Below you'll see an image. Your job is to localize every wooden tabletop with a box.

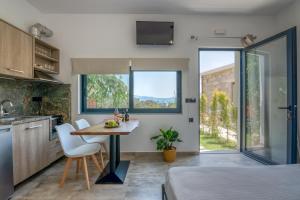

[71,120,140,136]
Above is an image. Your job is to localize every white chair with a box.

[56,123,102,190]
[75,119,109,162]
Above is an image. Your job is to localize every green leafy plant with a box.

[87,74,129,108]
[218,91,231,141]
[200,93,208,128]
[150,127,183,151]
[209,91,219,137]
[231,105,238,131]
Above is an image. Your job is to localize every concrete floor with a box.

[12,153,261,200]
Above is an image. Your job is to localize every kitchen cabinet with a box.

[12,119,49,185]
[47,138,64,164]
[34,38,60,74]
[0,19,33,79]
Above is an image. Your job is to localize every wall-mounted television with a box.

[136,21,174,45]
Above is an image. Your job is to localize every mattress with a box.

[165,165,300,200]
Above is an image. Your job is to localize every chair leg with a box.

[76,159,82,175]
[91,154,102,172]
[98,149,105,169]
[82,156,90,190]
[101,142,109,159]
[59,157,73,188]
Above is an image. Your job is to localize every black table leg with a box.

[110,135,116,172]
[95,135,130,184]
[116,135,120,166]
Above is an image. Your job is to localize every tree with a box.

[200,93,207,132]
[209,91,219,137]
[218,91,231,141]
[87,74,128,108]
[231,105,238,131]
[246,54,261,143]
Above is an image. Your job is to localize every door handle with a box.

[25,125,42,130]
[278,106,291,110]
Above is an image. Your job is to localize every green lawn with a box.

[200,131,237,151]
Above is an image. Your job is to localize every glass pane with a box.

[133,71,177,109]
[86,74,129,108]
[245,36,287,164]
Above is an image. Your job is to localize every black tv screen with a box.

[136,21,174,45]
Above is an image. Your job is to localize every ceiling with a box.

[26,0,295,15]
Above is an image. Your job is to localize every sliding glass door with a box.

[242,28,297,164]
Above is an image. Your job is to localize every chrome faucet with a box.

[0,99,14,117]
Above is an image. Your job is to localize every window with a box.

[81,71,181,113]
[133,71,181,112]
[81,74,129,112]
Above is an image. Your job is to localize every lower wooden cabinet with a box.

[12,119,64,185]
[47,138,64,164]
[12,119,49,185]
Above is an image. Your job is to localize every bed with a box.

[163,165,300,200]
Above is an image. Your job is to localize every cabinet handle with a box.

[25,125,42,130]
[6,68,25,74]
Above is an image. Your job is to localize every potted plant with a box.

[150,127,183,163]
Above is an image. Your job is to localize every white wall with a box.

[42,14,277,152]
[0,0,279,152]
[0,0,44,31]
[276,0,300,73]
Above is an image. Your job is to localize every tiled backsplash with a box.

[0,78,71,122]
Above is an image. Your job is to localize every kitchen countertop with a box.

[0,116,52,126]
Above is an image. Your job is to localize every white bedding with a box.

[165,165,300,200]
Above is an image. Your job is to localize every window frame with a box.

[81,70,182,114]
[81,74,130,113]
[130,70,182,113]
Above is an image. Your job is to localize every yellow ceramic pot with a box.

[163,147,176,163]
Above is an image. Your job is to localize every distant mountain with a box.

[134,95,176,104]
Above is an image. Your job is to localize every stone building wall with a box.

[201,64,235,104]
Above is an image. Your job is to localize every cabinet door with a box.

[47,138,64,164]
[0,20,33,78]
[13,119,49,185]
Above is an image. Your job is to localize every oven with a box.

[49,115,64,141]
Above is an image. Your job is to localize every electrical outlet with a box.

[185,98,196,103]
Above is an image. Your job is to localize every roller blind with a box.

[71,58,130,74]
[131,58,189,70]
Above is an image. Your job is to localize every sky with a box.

[199,51,235,73]
[119,72,176,98]
[199,50,236,93]
[118,51,235,98]
[134,71,176,98]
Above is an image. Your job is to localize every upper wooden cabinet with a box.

[0,20,33,79]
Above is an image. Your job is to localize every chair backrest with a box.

[75,119,94,141]
[55,123,85,155]
[75,119,91,130]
